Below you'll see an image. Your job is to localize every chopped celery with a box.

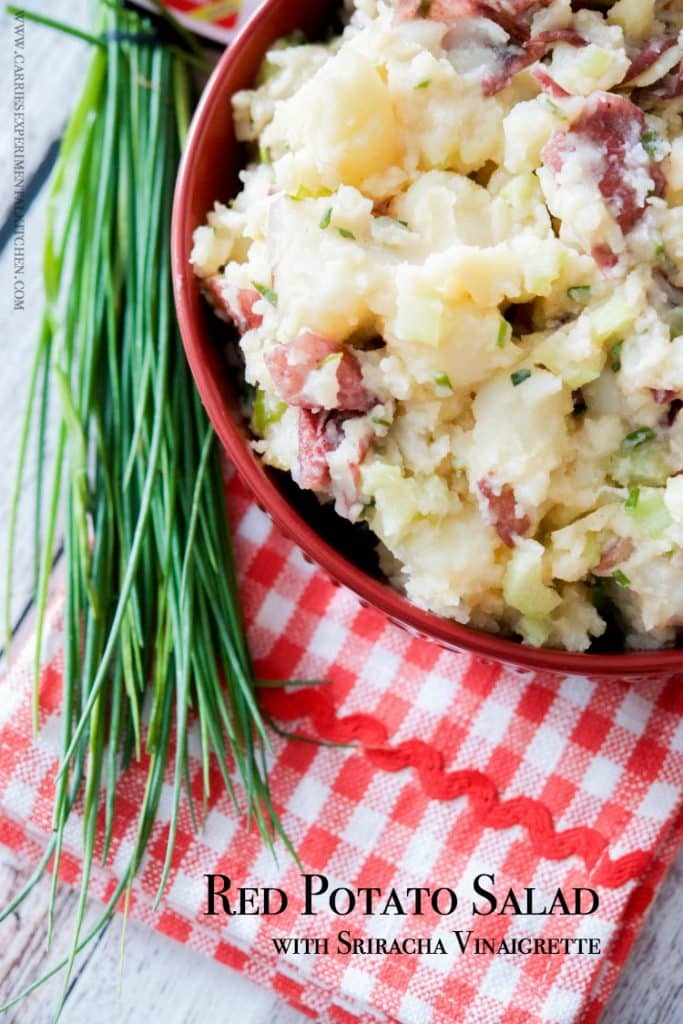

[589,296,637,344]
[395,291,443,347]
[360,463,418,539]
[583,534,602,569]
[610,445,669,487]
[577,45,614,79]
[503,540,562,618]
[251,389,287,436]
[289,184,333,201]
[625,487,673,538]
[518,616,552,647]
[496,320,511,348]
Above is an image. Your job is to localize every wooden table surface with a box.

[0,3,680,1021]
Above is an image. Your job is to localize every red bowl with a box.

[172,0,682,681]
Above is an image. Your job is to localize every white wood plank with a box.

[0,0,89,635]
[0,851,308,1024]
[0,2,90,227]
[0,170,64,636]
[599,851,683,1024]
[63,915,307,1024]
[0,851,116,1022]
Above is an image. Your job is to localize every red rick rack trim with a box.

[261,686,653,890]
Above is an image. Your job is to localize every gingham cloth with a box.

[0,473,681,1024]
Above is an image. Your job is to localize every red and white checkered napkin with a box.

[1,474,682,1024]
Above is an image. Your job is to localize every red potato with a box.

[594,538,634,575]
[296,409,336,489]
[532,66,571,98]
[591,244,619,271]
[652,389,678,405]
[394,0,582,95]
[394,0,553,43]
[295,410,368,490]
[483,30,587,96]
[542,93,665,236]
[624,37,678,84]
[477,478,531,547]
[265,332,371,412]
[203,278,263,331]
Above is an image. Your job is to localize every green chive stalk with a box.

[3,3,299,1015]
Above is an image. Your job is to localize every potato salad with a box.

[192,0,683,651]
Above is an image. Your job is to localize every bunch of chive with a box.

[3,2,297,1013]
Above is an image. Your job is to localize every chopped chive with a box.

[398,219,409,228]
[318,352,343,368]
[496,319,511,348]
[338,227,356,240]
[252,281,278,307]
[511,368,531,387]
[258,143,271,165]
[641,130,663,160]
[612,569,631,588]
[655,243,678,276]
[289,184,333,201]
[319,207,332,229]
[415,79,431,89]
[434,372,452,390]
[621,427,655,451]
[372,416,391,427]
[567,285,591,302]
[625,487,640,510]
[610,340,624,372]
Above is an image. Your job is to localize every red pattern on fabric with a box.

[158,0,238,28]
[0,470,680,1024]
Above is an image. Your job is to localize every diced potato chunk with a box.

[286,48,400,189]
[607,0,655,40]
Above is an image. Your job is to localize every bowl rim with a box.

[171,0,683,679]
